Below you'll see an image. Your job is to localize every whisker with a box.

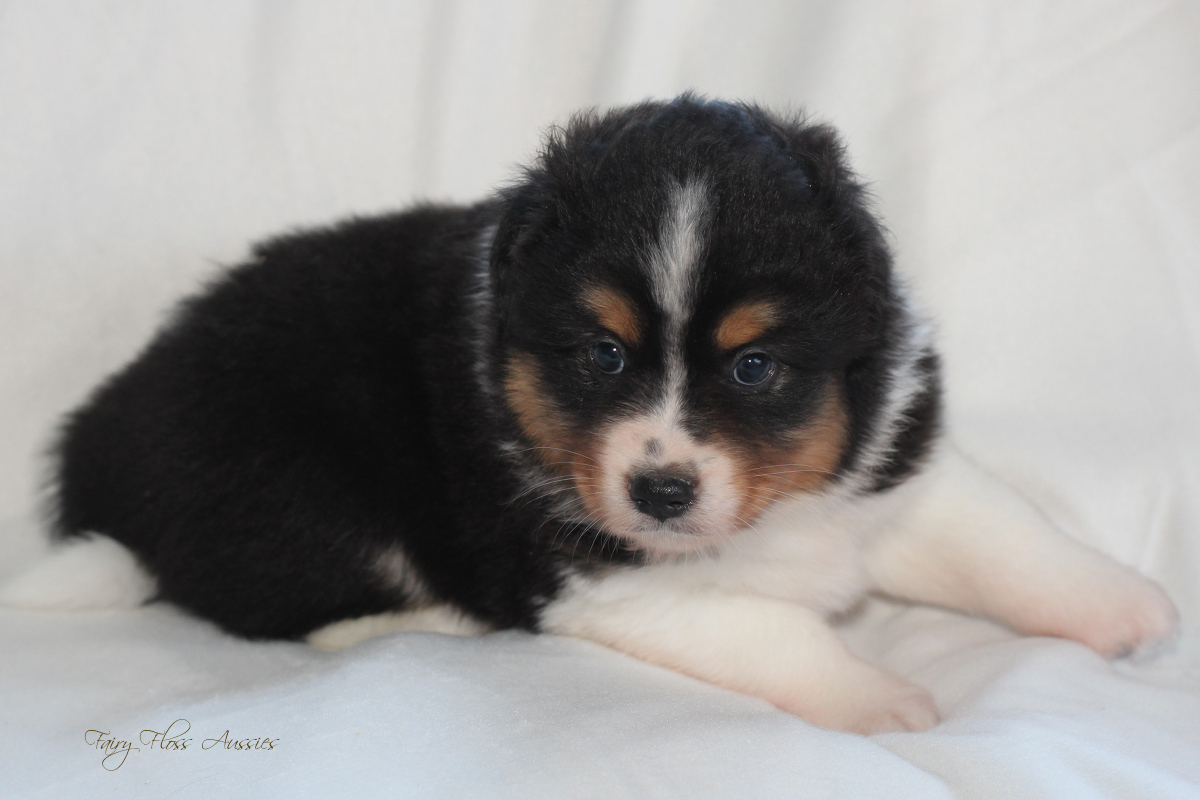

[509,475,580,495]
[508,446,598,464]
[753,486,810,502]
[748,463,837,477]
[505,476,601,513]
[506,482,577,511]
[750,467,836,478]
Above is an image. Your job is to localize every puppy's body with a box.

[21,98,1177,733]
[55,204,570,637]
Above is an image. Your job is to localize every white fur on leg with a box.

[865,444,1179,659]
[306,605,489,651]
[0,534,155,610]
[541,570,939,734]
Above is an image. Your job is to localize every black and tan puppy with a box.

[4,96,1177,733]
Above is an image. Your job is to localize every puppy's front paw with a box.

[850,674,940,735]
[1069,573,1179,660]
[783,666,940,735]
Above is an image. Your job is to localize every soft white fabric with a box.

[2,1,1198,797]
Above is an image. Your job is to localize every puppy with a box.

[6,96,1178,734]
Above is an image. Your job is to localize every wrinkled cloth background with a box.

[2,2,1198,797]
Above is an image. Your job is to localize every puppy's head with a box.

[490,97,909,555]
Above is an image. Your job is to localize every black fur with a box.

[53,96,940,639]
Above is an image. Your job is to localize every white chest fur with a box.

[543,482,909,639]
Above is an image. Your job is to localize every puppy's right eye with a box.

[733,352,774,386]
[591,342,625,375]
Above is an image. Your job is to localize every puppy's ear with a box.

[746,107,847,198]
[491,106,638,296]
[787,123,848,195]
[490,170,562,303]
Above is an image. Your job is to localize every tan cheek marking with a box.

[502,351,604,516]
[585,285,643,346]
[773,383,849,493]
[724,381,849,524]
[503,352,563,459]
[715,301,779,351]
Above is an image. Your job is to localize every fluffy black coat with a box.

[53,97,938,639]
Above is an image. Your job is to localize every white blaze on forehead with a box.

[649,180,710,339]
[647,180,711,428]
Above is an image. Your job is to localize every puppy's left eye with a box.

[733,352,774,386]
[591,342,625,375]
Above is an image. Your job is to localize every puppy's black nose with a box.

[629,473,695,521]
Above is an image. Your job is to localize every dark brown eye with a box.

[591,342,625,374]
[733,352,773,386]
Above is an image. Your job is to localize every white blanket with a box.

[3,2,1198,797]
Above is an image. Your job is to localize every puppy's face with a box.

[494,101,892,555]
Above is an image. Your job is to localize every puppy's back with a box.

[52,204,485,638]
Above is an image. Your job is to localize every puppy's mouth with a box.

[605,467,732,553]
[576,431,756,555]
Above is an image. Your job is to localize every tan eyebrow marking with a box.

[584,285,643,345]
[715,301,779,351]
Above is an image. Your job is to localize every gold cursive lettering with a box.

[84,729,140,771]
[86,719,278,769]
[202,730,279,751]
[140,718,193,751]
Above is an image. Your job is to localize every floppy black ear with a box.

[785,123,850,195]
[489,168,562,304]
[490,102,660,292]
[734,104,848,198]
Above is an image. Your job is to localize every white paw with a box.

[307,606,488,651]
[782,666,940,735]
[844,674,940,735]
[0,535,155,611]
[1065,572,1179,660]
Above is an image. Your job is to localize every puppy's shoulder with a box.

[154,201,496,362]
[249,201,492,275]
